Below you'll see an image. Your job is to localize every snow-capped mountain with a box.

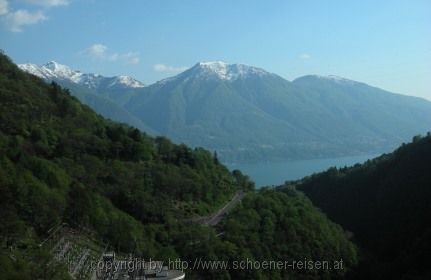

[156,61,272,86]
[193,61,269,80]
[185,61,271,81]
[18,61,145,90]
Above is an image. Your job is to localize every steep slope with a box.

[294,134,431,279]
[125,61,431,162]
[221,188,358,279]
[292,75,431,144]
[55,79,158,135]
[1,53,357,279]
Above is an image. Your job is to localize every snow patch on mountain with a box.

[111,75,145,88]
[193,61,269,81]
[312,75,357,84]
[18,61,145,89]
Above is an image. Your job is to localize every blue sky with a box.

[1,0,430,100]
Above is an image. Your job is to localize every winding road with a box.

[185,190,245,226]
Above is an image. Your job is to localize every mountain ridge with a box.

[18,61,145,90]
[21,59,376,88]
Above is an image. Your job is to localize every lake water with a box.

[227,154,379,187]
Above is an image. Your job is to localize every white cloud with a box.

[4,9,47,32]
[25,0,69,7]
[0,0,69,32]
[0,0,8,15]
[300,53,311,59]
[86,43,107,58]
[153,64,187,73]
[122,53,140,64]
[83,44,140,65]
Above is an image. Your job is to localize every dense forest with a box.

[0,52,358,279]
[292,134,431,279]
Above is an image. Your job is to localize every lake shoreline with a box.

[226,153,381,187]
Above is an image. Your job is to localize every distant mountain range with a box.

[19,61,145,90]
[19,61,431,162]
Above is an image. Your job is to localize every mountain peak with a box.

[197,61,228,70]
[44,60,64,68]
[191,61,269,81]
[198,61,227,66]
[43,61,78,79]
[110,75,145,88]
[317,75,355,83]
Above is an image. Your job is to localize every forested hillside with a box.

[295,134,431,279]
[221,188,357,279]
[0,53,357,279]
[53,79,158,135]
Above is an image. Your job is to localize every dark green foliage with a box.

[221,189,357,279]
[0,246,71,280]
[295,135,431,279]
[232,169,255,191]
